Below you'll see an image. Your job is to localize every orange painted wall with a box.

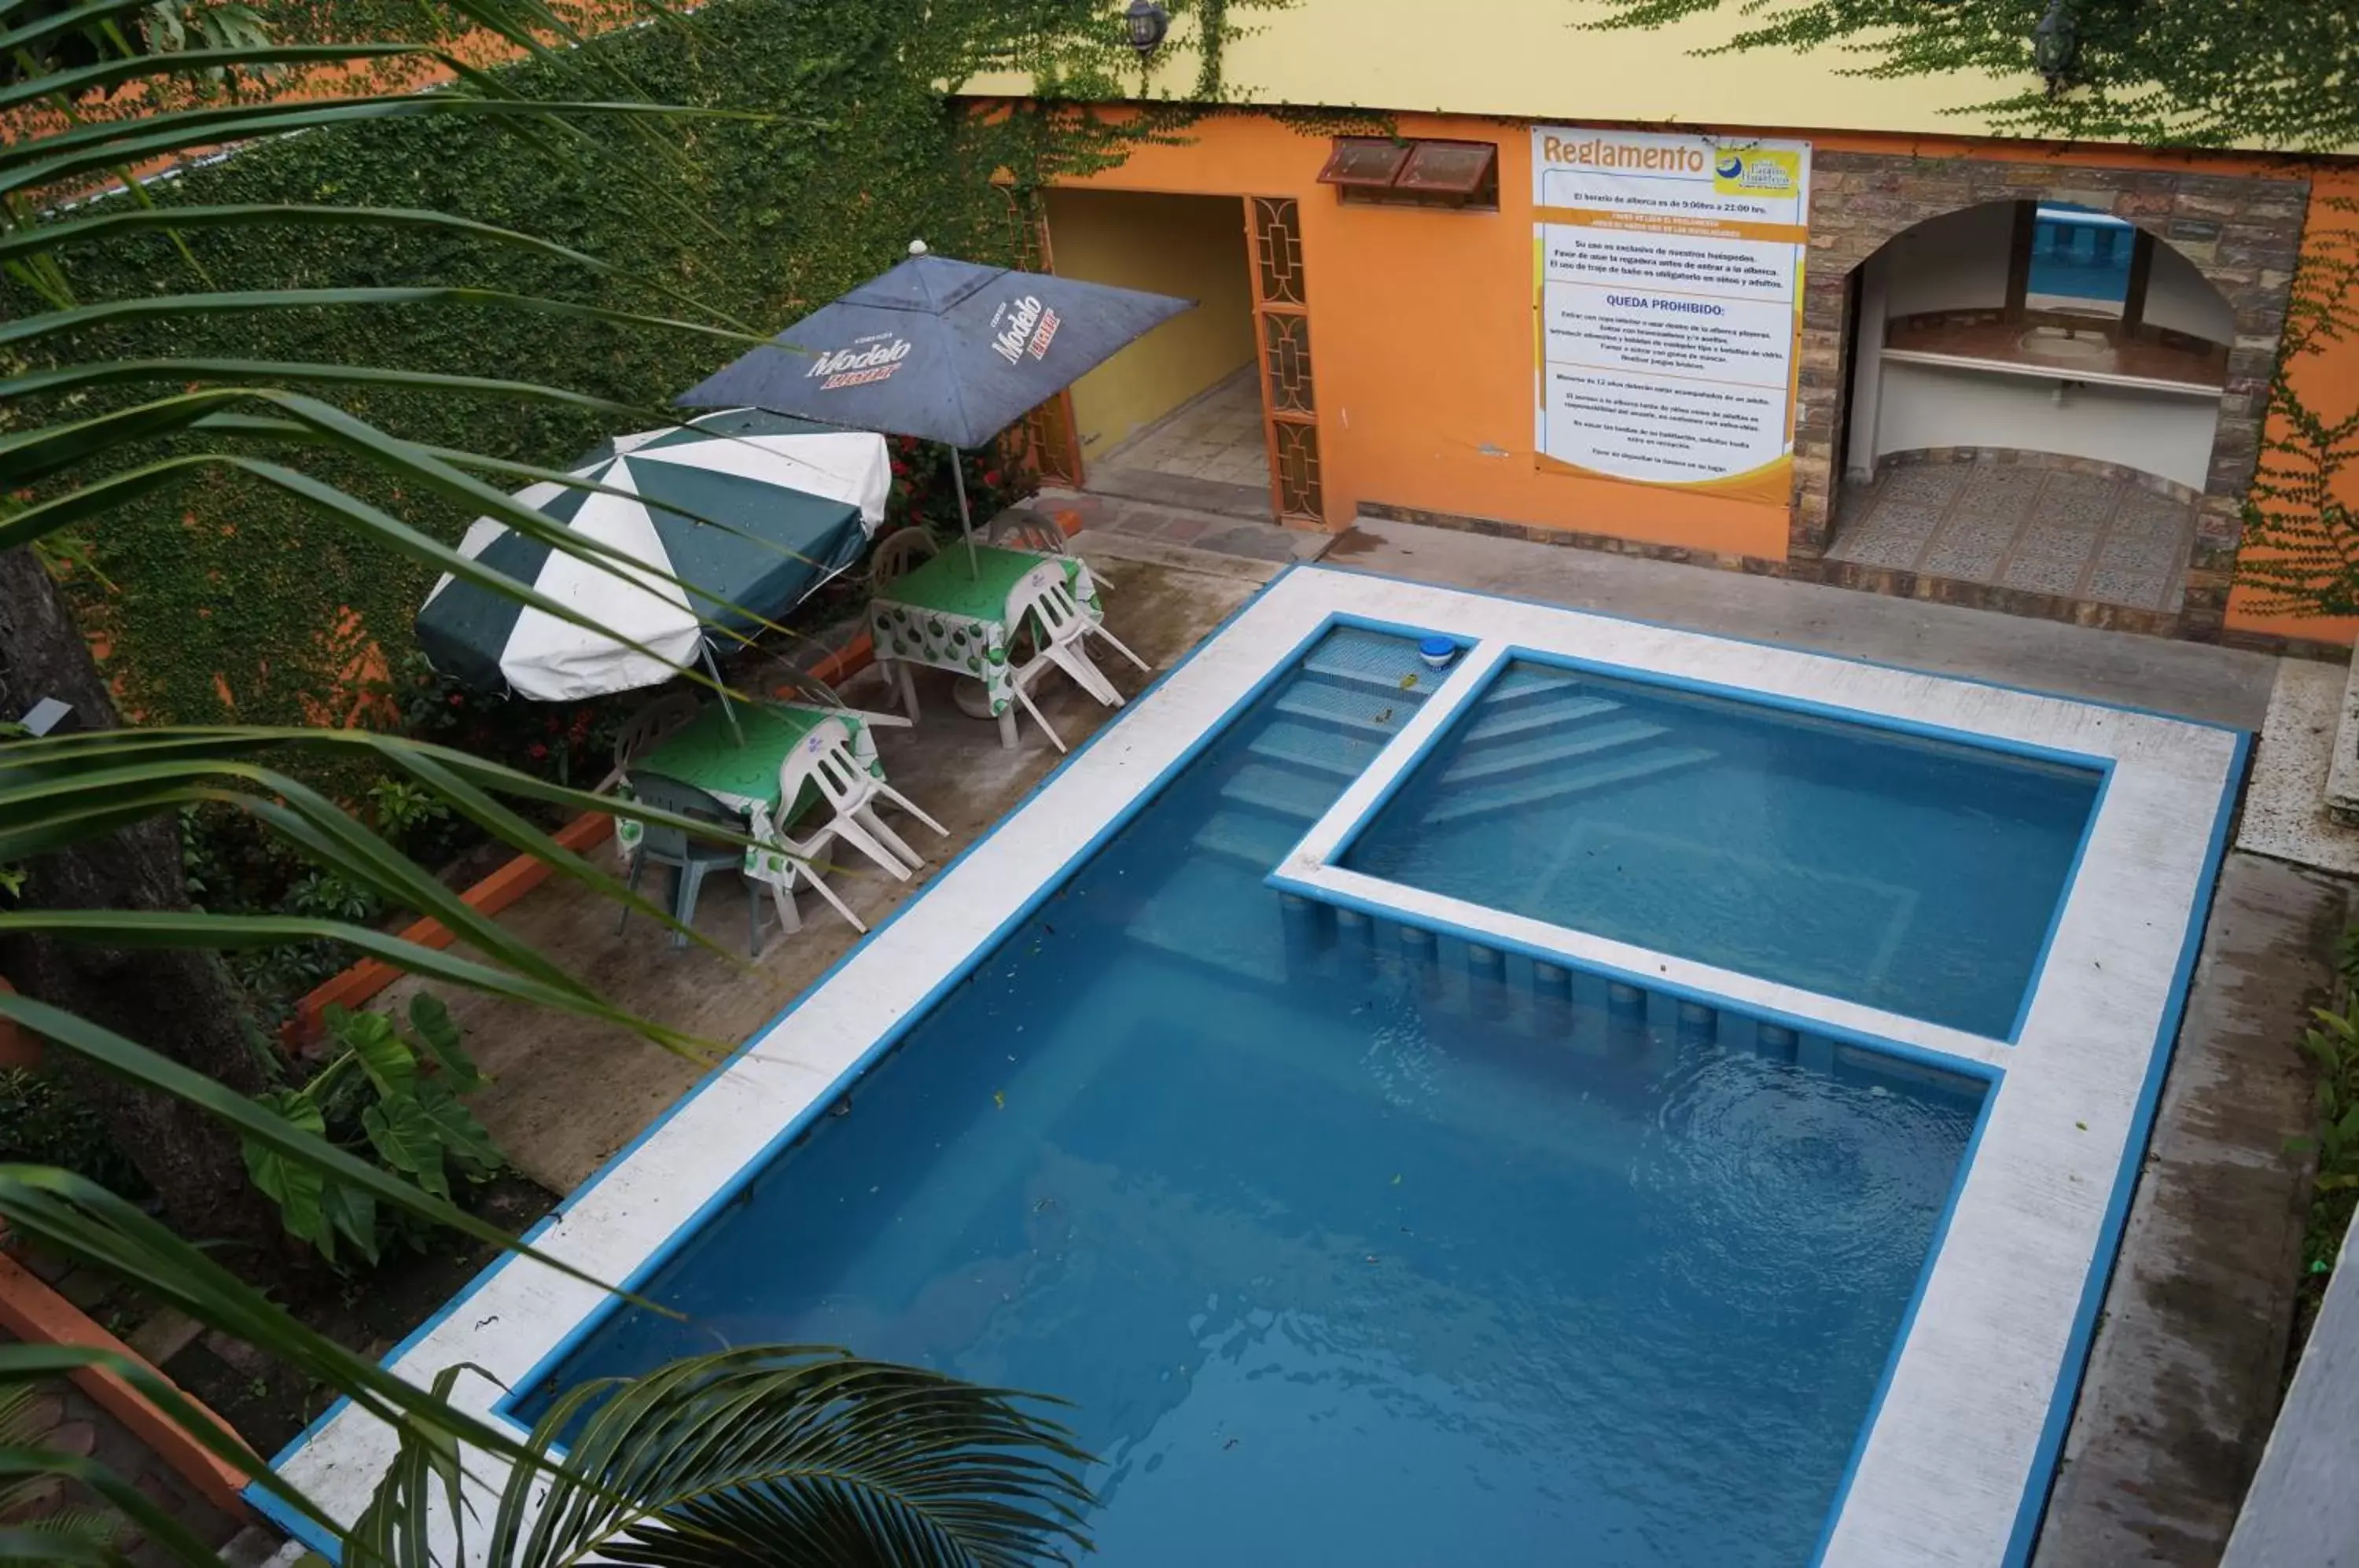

[2224,165,2359,648]
[1028,106,2359,646]
[1042,112,1792,559]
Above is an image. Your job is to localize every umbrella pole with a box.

[701,640,745,745]
[951,451,979,577]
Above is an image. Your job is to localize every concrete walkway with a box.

[1327,515,2277,729]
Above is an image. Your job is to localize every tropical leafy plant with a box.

[355,1349,1095,1568]
[0,0,1105,1559]
[245,996,502,1265]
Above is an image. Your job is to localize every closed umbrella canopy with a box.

[578,408,891,525]
[414,418,889,701]
[674,250,1194,451]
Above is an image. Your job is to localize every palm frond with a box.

[351,1349,1096,1568]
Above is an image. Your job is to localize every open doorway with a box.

[1041,188,1271,513]
[1826,200,2233,617]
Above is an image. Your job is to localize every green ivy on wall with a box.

[16,0,1263,731]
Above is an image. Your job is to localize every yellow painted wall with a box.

[1043,189,1258,462]
[966,0,2059,148]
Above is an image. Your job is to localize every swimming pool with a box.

[264,568,2247,1567]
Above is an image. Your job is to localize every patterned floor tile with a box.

[1833,461,2193,614]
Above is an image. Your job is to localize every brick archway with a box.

[1792,153,2306,635]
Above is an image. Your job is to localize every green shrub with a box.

[0,1069,148,1198]
[243,996,503,1265]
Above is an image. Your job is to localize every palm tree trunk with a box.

[0,547,289,1260]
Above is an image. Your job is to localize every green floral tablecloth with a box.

[869,545,1102,717]
[615,701,879,891]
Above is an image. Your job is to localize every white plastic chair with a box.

[868,525,938,592]
[600,690,701,793]
[1003,572,1150,754]
[775,717,948,889]
[985,506,1113,589]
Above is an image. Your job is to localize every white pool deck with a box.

[265,566,2246,1566]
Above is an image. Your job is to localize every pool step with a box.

[1218,761,1343,823]
[1441,719,1670,786]
[1190,808,1303,871]
[1301,628,1448,701]
[1424,746,1717,825]
[1124,856,1291,984]
[1274,679,1415,738]
[1248,720,1385,780]
[1459,694,1623,748]
[1481,665,1586,713]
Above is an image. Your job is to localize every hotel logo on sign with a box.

[1713,147,1801,197]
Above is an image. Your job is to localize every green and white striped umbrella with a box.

[414,412,889,701]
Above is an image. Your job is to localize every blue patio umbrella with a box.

[675,241,1195,570]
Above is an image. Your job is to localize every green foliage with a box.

[242,995,502,1265]
[0,1382,125,1566]
[0,1066,149,1197]
[2290,930,2359,1319]
[1587,0,2359,153]
[2236,199,2359,618]
[16,0,1241,741]
[355,1348,1097,1568]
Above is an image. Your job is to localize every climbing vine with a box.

[13,0,1268,732]
[2233,200,2359,618]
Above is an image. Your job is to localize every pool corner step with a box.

[1441,719,1670,786]
[1425,746,1717,824]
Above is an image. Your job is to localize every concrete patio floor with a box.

[381,549,1269,1194]
[399,501,2336,1567]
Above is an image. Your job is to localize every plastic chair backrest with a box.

[613,692,701,773]
[869,526,939,591]
[1013,572,1087,647]
[800,719,874,813]
[984,508,1067,557]
[627,771,738,861]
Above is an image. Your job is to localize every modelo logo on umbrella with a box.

[988,294,1060,366]
[806,333,911,391]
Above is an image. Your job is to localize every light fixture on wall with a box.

[1125,0,1169,57]
[2032,0,2079,96]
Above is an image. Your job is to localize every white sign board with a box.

[1532,128,1812,502]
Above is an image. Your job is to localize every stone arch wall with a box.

[1793,153,2307,634]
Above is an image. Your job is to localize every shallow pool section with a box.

[1340,660,2103,1037]
[514,629,1982,1568]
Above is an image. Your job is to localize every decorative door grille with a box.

[1248,197,1324,525]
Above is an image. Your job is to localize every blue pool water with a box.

[1343,660,2101,1037]
[516,628,1985,1565]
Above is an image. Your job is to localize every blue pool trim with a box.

[1808,1084,2002,1566]
[1263,868,2005,1088]
[245,568,1316,1555]
[1314,560,2251,736]
[249,564,2254,1567]
[1996,726,2253,1566]
[1299,640,2116,1045]
[492,601,1375,1426]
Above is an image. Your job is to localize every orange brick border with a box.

[0,1251,252,1518]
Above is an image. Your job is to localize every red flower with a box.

[528,742,549,760]
[981,469,1003,488]
[447,694,465,707]
[890,460,909,477]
